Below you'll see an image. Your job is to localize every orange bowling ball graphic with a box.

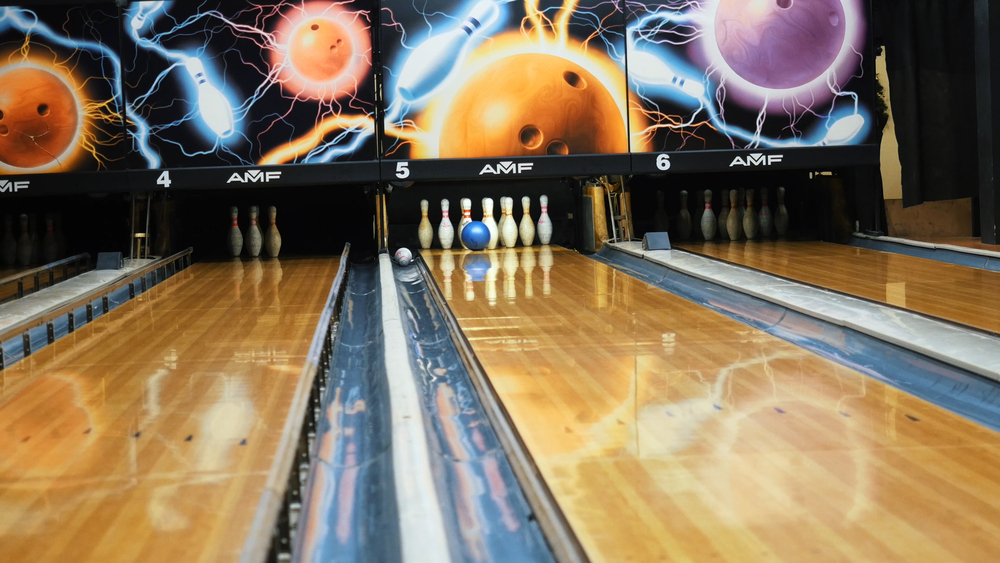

[288,17,354,83]
[439,53,626,158]
[0,65,80,169]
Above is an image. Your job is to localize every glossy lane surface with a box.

[0,258,339,562]
[426,247,1000,563]
[680,240,1000,333]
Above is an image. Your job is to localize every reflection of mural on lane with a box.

[625,0,873,152]
[0,6,126,174]
[124,0,376,170]
[380,0,632,160]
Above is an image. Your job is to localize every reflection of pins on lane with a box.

[458,198,472,249]
[627,49,705,99]
[396,0,501,103]
[521,246,536,298]
[539,245,553,296]
[440,250,455,300]
[418,199,434,249]
[482,197,499,250]
[537,195,552,245]
[183,58,235,139]
[486,250,499,306]
[503,248,518,301]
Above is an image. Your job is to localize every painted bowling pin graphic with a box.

[677,190,692,241]
[727,190,742,241]
[775,187,790,236]
[246,206,263,257]
[265,206,282,258]
[758,188,772,238]
[519,196,535,246]
[458,198,472,250]
[482,197,499,250]
[537,194,552,245]
[743,188,758,240]
[228,207,243,257]
[418,199,434,249]
[395,0,501,103]
[184,57,235,139]
[438,199,455,250]
[500,197,518,248]
[700,190,717,240]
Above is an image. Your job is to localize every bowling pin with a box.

[743,188,758,240]
[677,190,692,241]
[458,198,472,250]
[700,190,717,240]
[693,192,705,240]
[537,194,552,245]
[718,192,730,241]
[28,214,39,265]
[737,188,746,223]
[16,214,31,266]
[2,215,16,266]
[228,207,243,257]
[759,188,773,238]
[519,196,535,246]
[482,197,498,250]
[653,191,669,232]
[775,187,790,236]
[396,0,501,103]
[246,206,263,257]
[42,214,58,263]
[418,199,434,249]
[500,197,518,248]
[265,206,282,258]
[727,190,742,241]
[253,205,264,242]
[438,199,455,250]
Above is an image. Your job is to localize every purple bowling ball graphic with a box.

[714,0,846,90]
[461,221,490,251]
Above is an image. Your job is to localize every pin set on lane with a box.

[418,195,552,252]
[654,187,791,242]
[228,206,282,258]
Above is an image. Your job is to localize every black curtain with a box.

[877,0,978,206]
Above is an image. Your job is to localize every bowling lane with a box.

[679,240,1000,334]
[425,247,1000,563]
[0,257,339,562]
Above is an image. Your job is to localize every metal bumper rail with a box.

[0,249,193,370]
[240,244,351,563]
[0,253,91,302]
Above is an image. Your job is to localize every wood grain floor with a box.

[425,246,1000,563]
[0,257,339,562]
[679,240,1000,334]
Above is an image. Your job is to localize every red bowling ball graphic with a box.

[0,65,80,169]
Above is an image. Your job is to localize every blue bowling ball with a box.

[461,221,490,251]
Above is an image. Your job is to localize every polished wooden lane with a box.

[425,247,1000,563]
[679,240,1000,334]
[0,258,339,562]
